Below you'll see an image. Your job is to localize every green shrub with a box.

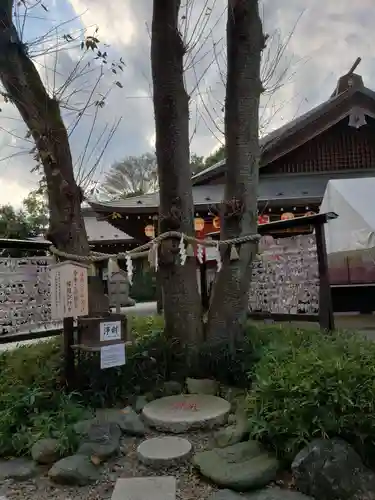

[247,327,375,461]
[0,339,88,457]
[130,269,157,302]
[128,314,165,340]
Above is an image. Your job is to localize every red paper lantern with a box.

[258,214,270,225]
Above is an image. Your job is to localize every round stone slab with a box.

[142,394,230,433]
[137,436,192,468]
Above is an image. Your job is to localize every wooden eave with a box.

[192,86,375,185]
[261,88,375,167]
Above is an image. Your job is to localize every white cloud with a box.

[69,0,137,46]
[0,178,30,207]
[1,0,375,208]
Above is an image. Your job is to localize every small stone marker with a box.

[137,436,192,468]
[111,476,176,500]
[142,394,230,433]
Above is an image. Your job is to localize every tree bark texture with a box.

[207,0,264,342]
[151,0,203,344]
[0,1,89,257]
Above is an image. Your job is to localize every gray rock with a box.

[220,386,247,411]
[48,455,100,486]
[0,458,37,481]
[135,396,149,413]
[186,377,218,395]
[245,489,314,500]
[74,419,94,435]
[227,414,237,425]
[206,490,246,500]
[192,440,279,491]
[162,381,183,397]
[207,490,313,500]
[96,407,146,436]
[31,438,60,465]
[291,438,375,500]
[215,405,250,448]
[214,424,248,448]
[77,422,121,460]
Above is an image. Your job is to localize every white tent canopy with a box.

[320,177,375,257]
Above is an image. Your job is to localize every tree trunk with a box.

[207,0,264,342]
[0,6,88,256]
[151,0,203,344]
[0,2,108,314]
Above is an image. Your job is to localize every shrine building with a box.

[88,69,375,247]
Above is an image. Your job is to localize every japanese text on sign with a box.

[100,320,122,341]
[50,261,88,320]
[100,343,126,369]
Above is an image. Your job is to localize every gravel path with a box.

[0,428,216,500]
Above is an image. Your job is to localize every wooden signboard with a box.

[50,261,89,320]
[249,234,319,315]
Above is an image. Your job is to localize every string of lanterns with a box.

[143,210,317,238]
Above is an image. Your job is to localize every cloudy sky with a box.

[0,0,374,207]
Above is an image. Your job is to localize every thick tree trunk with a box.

[0,4,89,257]
[151,0,203,343]
[207,0,264,342]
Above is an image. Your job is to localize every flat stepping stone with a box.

[111,476,176,500]
[142,394,230,433]
[192,440,279,491]
[137,436,192,468]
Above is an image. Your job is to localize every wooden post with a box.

[314,223,335,331]
[63,316,75,389]
[156,273,163,314]
[115,279,121,314]
[200,258,209,312]
[155,220,164,314]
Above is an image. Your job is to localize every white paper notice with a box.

[100,320,122,341]
[100,343,126,369]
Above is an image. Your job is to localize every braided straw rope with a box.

[49,230,260,262]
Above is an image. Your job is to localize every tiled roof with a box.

[88,171,375,213]
[84,214,133,242]
[191,83,375,185]
[30,211,133,244]
[88,185,225,212]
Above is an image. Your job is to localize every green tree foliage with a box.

[204,145,225,168]
[0,190,48,240]
[190,153,205,175]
